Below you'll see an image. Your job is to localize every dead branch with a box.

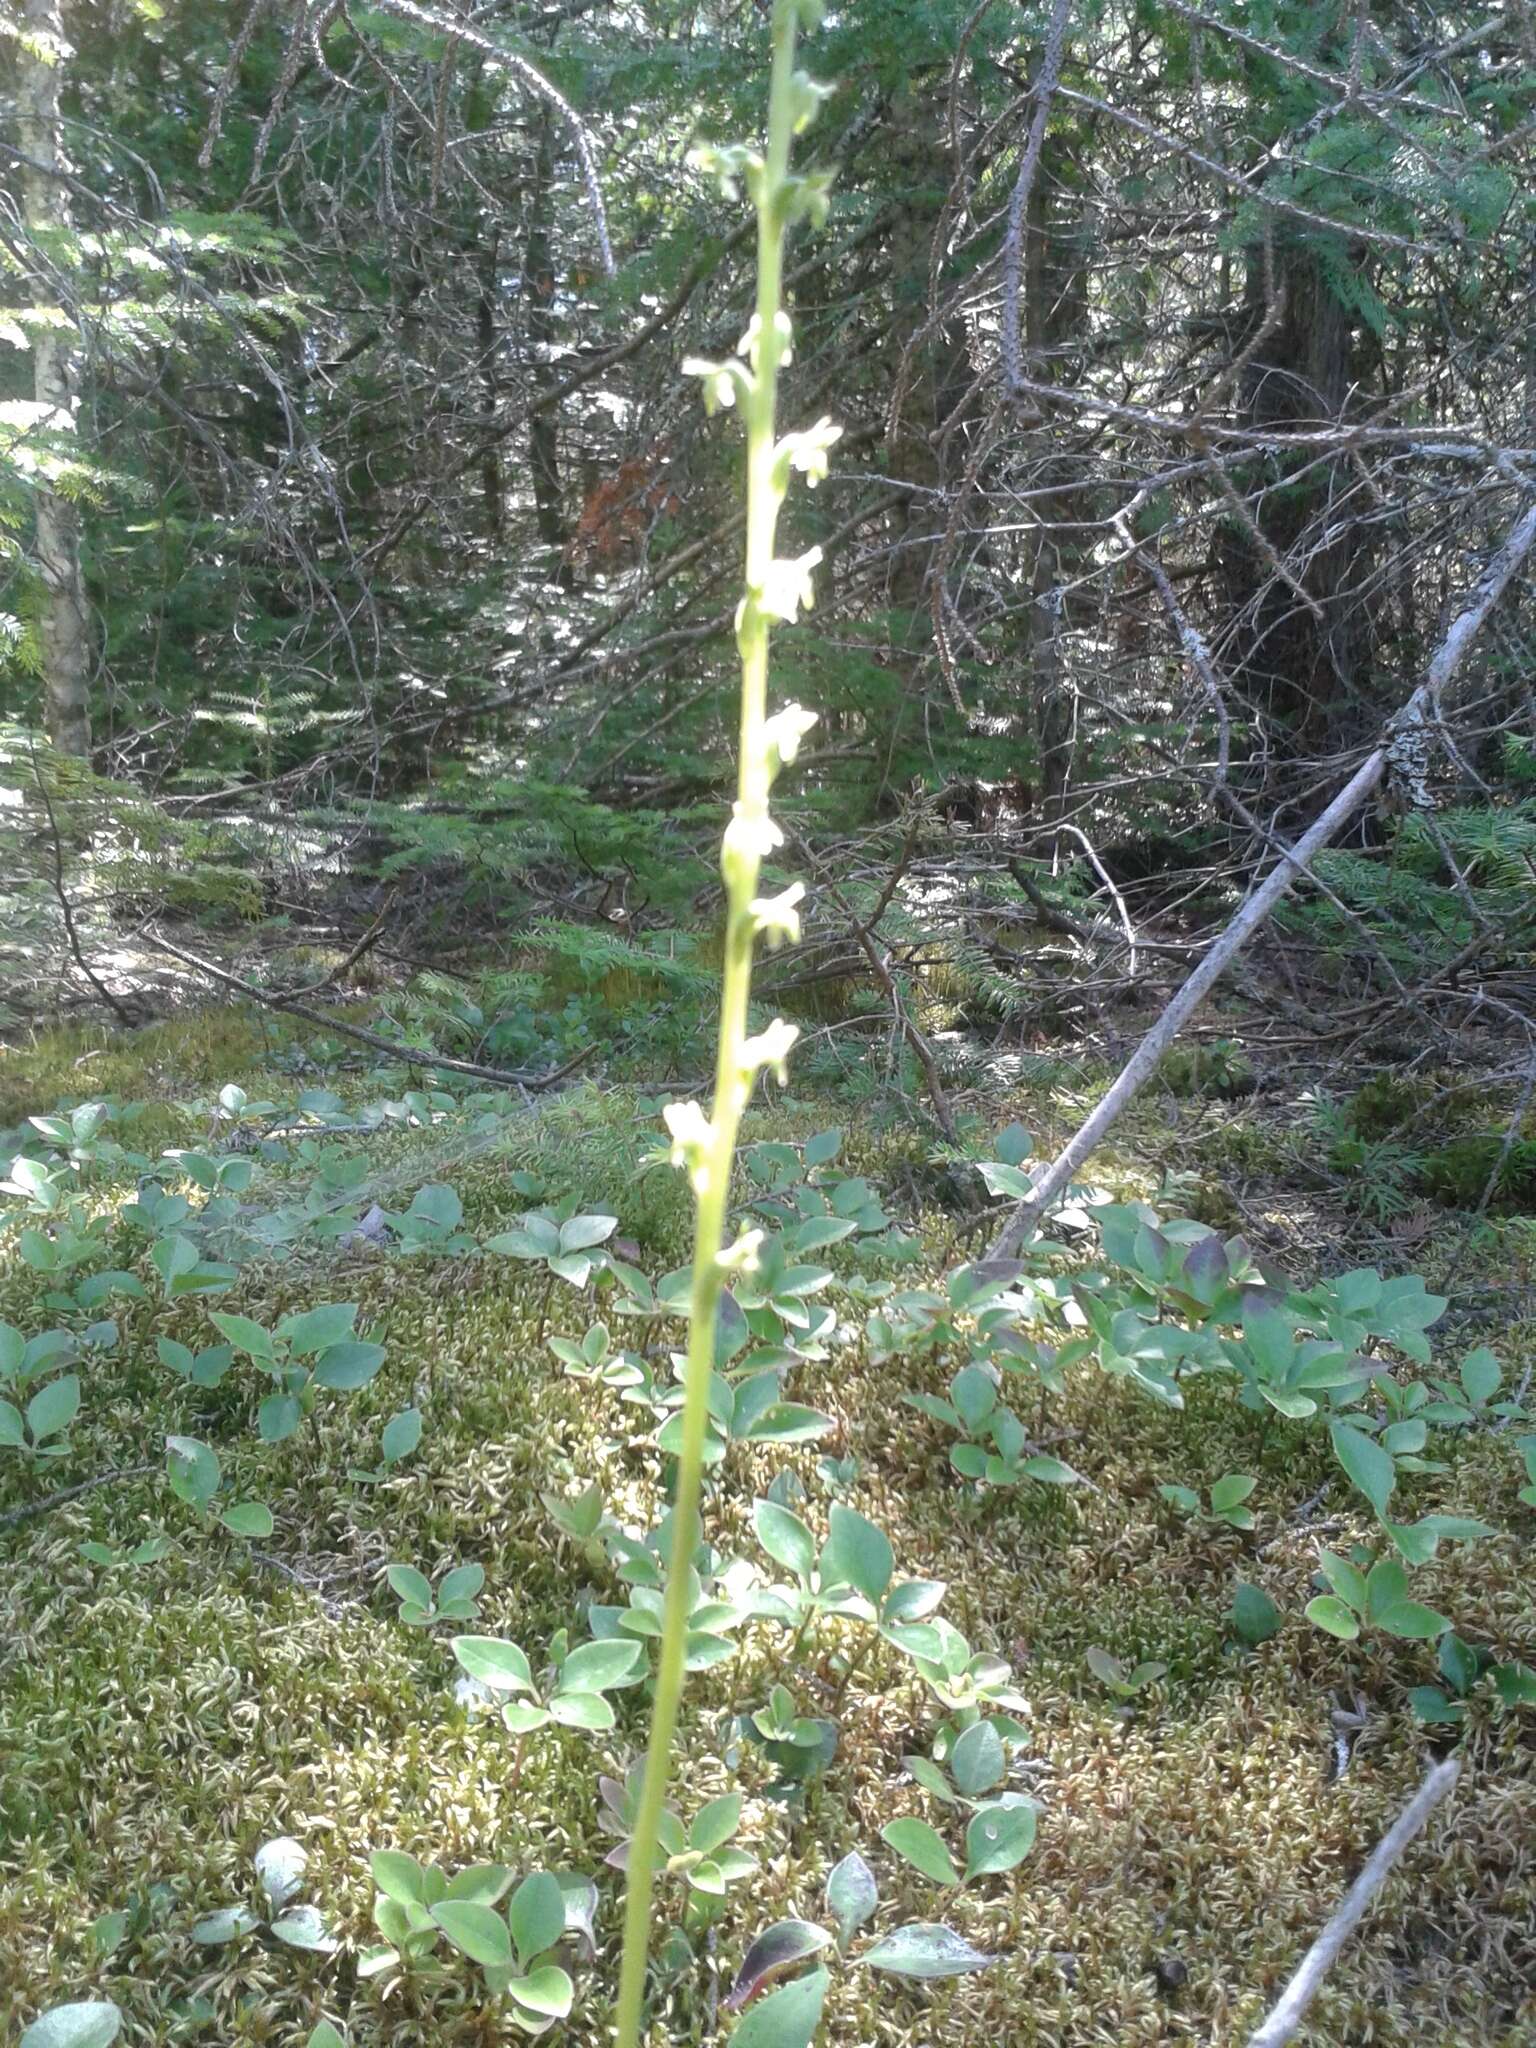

[1246,1758,1462,2048]
[988,487,1536,1257]
[141,927,594,1090]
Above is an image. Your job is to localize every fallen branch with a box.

[1246,1757,1462,2048]
[142,928,594,1091]
[988,488,1536,1257]
[0,1462,156,1532]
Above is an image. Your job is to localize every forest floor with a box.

[2,1006,1534,2048]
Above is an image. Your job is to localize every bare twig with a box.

[0,1462,156,1531]
[141,927,594,1090]
[1246,1758,1462,2048]
[989,488,1536,1256]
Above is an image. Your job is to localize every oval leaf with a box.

[859,1923,997,1979]
[880,1818,959,1887]
[431,1899,513,1966]
[825,1849,878,1947]
[728,1966,829,2048]
[20,2006,122,2048]
[725,1920,832,2011]
[964,1799,1036,1879]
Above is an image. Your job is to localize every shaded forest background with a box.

[1,0,1534,1179]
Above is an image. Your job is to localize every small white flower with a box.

[722,804,784,880]
[663,1099,715,1191]
[757,548,822,623]
[718,1228,764,1275]
[774,417,842,489]
[682,355,751,416]
[742,1017,799,1085]
[751,881,806,949]
[740,309,794,369]
[764,702,817,772]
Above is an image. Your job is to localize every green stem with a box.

[612,9,807,2045]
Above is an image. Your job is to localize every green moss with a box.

[1417,1134,1536,1213]
[2,1032,1535,2046]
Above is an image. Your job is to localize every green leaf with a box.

[742,1403,833,1443]
[431,1899,513,1966]
[209,1312,275,1360]
[1020,1454,1081,1486]
[754,1498,816,1579]
[190,1906,261,1943]
[165,1433,221,1506]
[25,1374,79,1442]
[1209,1473,1257,1514]
[825,1505,893,1604]
[1305,1595,1360,1640]
[949,1719,1005,1797]
[307,2026,347,2048]
[880,1818,958,1886]
[728,1966,829,2047]
[311,1341,386,1390]
[1230,1582,1281,1645]
[387,1564,434,1611]
[452,1636,533,1691]
[1376,1600,1451,1640]
[257,1393,302,1443]
[371,1850,428,1904]
[949,1367,997,1432]
[1493,1661,1536,1706]
[859,1923,996,1978]
[725,1922,832,2014]
[560,1214,617,1253]
[547,1690,615,1730]
[0,1400,24,1447]
[964,1798,1037,1879]
[507,1871,565,1966]
[270,1905,336,1951]
[221,1502,273,1538]
[1330,1421,1396,1517]
[277,1302,357,1356]
[689,1793,743,1855]
[1460,1348,1501,1406]
[381,1406,423,1463]
[506,1965,575,2018]
[20,2004,123,2048]
[825,1850,878,1948]
[559,1638,643,1692]
[445,1863,513,1905]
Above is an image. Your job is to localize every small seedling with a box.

[190,1836,335,1952]
[1304,1550,1449,1643]
[600,1769,755,1922]
[386,1559,483,1627]
[1159,1472,1258,1530]
[1086,1646,1168,1700]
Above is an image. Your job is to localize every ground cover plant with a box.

[5,0,1536,2044]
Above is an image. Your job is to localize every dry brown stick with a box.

[1246,1758,1462,2048]
[0,1462,157,1532]
[141,928,594,1090]
[988,488,1536,1257]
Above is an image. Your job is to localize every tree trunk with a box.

[1023,161,1088,819]
[476,233,504,542]
[19,0,91,758]
[524,106,571,580]
[1222,242,1373,744]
